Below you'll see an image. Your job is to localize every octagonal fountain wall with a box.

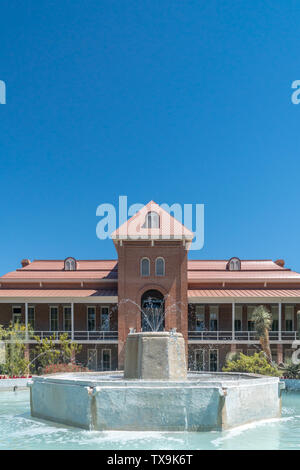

[28,331,283,432]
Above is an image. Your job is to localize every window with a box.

[101,349,111,371]
[101,307,110,331]
[227,257,241,271]
[140,258,150,276]
[194,349,205,371]
[144,211,160,228]
[50,306,59,331]
[87,307,96,331]
[195,305,205,331]
[271,349,278,364]
[12,306,22,324]
[64,257,76,271]
[28,306,35,330]
[235,305,242,331]
[284,349,293,362]
[63,306,72,332]
[209,306,218,331]
[209,349,218,372]
[271,305,279,331]
[87,349,97,370]
[155,257,165,276]
[285,306,294,331]
[247,306,255,331]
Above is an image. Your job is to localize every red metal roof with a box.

[19,260,118,271]
[187,259,300,281]
[188,289,300,298]
[1,270,117,280]
[0,289,117,298]
[1,259,300,284]
[1,259,118,280]
[187,260,284,270]
[188,270,300,280]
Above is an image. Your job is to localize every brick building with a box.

[1,200,300,371]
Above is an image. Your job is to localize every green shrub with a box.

[223,352,280,376]
[282,360,300,379]
[43,363,88,375]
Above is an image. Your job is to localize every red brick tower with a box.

[111,201,194,368]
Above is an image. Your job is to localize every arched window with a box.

[64,257,76,271]
[141,289,165,331]
[140,257,150,276]
[227,257,241,271]
[155,257,165,276]
[144,211,160,228]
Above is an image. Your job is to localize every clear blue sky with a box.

[1,0,300,275]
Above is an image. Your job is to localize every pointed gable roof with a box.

[111,200,194,242]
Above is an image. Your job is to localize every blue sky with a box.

[1,0,300,275]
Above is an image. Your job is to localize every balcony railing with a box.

[73,331,118,341]
[188,331,299,341]
[188,331,233,341]
[29,331,118,341]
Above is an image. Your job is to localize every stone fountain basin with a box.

[28,372,283,432]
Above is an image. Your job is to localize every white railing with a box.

[73,331,118,341]
[29,331,118,341]
[188,331,233,341]
[188,331,299,341]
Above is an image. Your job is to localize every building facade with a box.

[1,201,300,371]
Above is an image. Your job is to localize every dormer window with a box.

[144,211,160,229]
[64,257,76,271]
[227,257,241,271]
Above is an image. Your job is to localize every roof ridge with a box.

[188,259,275,262]
[31,259,118,262]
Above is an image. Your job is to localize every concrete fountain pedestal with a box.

[124,331,187,380]
[29,331,283,431]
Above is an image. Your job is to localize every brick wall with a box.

[116,240,188,367]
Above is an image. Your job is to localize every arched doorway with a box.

[141,290,165,332]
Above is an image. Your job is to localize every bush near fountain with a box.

[43,363,88,375]
[223,352,281,376]
[29,330,283,431]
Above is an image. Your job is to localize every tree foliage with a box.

[33,333,82,373]
[252,305,272,362]
[0,323,30,376]
[282,360,300,379]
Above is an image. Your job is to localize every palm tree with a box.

[252,305,272,362]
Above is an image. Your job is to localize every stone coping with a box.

[0,378,30,391]
[29,371,279,390]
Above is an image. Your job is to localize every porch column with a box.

[232,302,235,341]
[277,343,283,365]
[71,302,74,341]
[25,302,28,341]
[278,302,282,341]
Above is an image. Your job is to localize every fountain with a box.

[28,297,283,431]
